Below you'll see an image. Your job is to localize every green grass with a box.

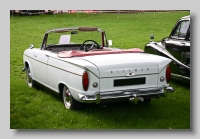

[10,11,190,129]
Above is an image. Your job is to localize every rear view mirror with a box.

[150,34,154,42]
[29,44,34,49]
[108,40,112,46]
[71,30,78,34]
[150,34,154,39]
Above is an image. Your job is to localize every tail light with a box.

[82,71,89,91]
[166,65,171,83]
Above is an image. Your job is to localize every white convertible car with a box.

[22,27,174,110]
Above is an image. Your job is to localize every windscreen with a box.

[46,31,103,46]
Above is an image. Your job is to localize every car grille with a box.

[114,77,146,87]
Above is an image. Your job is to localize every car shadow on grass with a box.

[35,83,62,102]
[33,81,190,129]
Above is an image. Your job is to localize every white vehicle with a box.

[22,27,174,110]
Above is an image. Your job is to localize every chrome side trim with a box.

[23,54,82,76]
[171,73,190,80]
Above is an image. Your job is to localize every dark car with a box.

[144,15,190,83]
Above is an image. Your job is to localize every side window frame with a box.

[186,26,190,41]
[170,20,190,40]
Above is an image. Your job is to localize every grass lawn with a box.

[10,11,190,129]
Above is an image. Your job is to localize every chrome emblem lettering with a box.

[126,72,135,77]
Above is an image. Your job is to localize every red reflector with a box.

[82,71,89,91]
[166,65,171,83]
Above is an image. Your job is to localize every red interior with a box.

[57,48,144,58]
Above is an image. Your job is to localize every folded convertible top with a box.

[57,48,144,58]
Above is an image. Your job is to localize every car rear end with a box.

[77,53,174,104]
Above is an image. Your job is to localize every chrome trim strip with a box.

[171,73,190,80]
[77,86,174,104]
[24,54,82,76]
[24,53,100,78]
[100,73,158,79]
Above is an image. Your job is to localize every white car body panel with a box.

[24,48,171,96]
[99,74,159,92]
[24,48,101,98]
[81,53,166,77]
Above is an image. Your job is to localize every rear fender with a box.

[145,42,190,70]
[144,42,165,56]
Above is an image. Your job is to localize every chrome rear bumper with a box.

[77,85,174,104]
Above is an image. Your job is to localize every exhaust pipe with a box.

[138,97,144,102]
[166,86,174,93]
[129,95,144,104]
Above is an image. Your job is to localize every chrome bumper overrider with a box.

[77,85,174,104]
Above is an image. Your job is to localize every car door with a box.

[164,19,190,76]
[31,49,51,86]
[182,27,190,77]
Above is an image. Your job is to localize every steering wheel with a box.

[80,40,100,52]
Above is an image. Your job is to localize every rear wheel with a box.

[62,85,81,110]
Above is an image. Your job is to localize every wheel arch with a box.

[24,61,29,69]
[58,82,79,100]
[58,82,71,97]
[24,60,35,80]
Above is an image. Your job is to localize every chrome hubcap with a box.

[63,87,71,109]
[26,67,32,87]
[65,92,70,102]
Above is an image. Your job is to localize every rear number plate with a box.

[114,77,146,87]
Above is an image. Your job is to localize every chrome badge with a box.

[126,72,135,77]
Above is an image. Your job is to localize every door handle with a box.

[172,48,179,52]
[174,42,185,46]
[180,42,186,46]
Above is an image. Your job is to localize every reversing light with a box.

[166,65,171,83]
[92,82,98,88]
[82,71,89,91]
[160,76,165,82]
